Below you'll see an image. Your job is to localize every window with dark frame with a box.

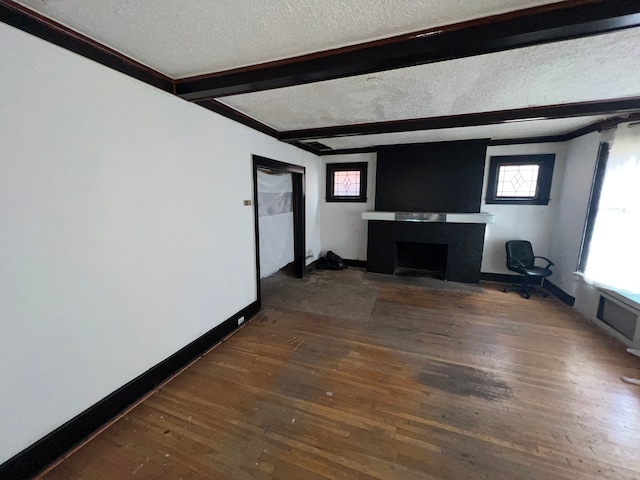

[577,143,609,272]
[326,162,368,202]
[486,154,555,205]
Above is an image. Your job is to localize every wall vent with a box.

[597,292,640,342]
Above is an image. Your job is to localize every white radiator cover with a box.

[597,290,640,344]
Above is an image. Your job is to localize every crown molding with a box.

[0,0,175,92]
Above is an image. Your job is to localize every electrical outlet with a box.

[243,200,252,206]
[237,316,245,326]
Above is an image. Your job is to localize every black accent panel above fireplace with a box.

[367,221,486,283]
[375,140,489,213]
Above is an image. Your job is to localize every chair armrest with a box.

[534,256,554,268]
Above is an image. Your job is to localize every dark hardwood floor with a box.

[39,269,640,479]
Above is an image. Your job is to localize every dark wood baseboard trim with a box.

[344,259,368,268]
[480,272,542,286]
[0,301,260,480]
[543,279,576,306]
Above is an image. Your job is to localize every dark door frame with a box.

[252,155,306,307]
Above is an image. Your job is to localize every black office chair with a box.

[504,240,554,299]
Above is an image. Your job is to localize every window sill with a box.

[484,198,550,206]
[602,289,640,312]
[575,272,640,311]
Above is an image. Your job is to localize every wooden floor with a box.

[40,269,640,479]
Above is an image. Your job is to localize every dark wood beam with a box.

[319,138,572,156]
[489,110,640,144]
[317,134,579,156]
[280,98,640,142]
[0,0,174,93]
[595,110,640,132]
[193,100,321,155]
[175,0,640,100]
[316,111,640,155]
[320,147,378,156]
[289,142,323,156]
[488,135,573,146]
[4,0,638,159]
[0,1,321,156]
[194,99,279,138]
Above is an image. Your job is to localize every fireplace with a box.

[363,140,494,284]
[364,219,489,284]
[396,241,448,279]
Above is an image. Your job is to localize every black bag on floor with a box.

[323,250,346,270]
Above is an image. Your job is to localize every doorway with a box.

[252,155,305,307]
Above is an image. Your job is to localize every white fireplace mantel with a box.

[361,211,495,224]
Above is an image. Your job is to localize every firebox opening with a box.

[395,241,448,279]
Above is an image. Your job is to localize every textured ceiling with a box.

[15,0,562,78]
[221,28,640,131]
[11,0,640,149]
[306,116,609,150]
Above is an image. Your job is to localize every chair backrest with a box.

[505,240,535,269]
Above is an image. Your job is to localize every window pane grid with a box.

[333,170,361,196]
[496,164,539,197]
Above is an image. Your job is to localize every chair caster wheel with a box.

[524,293,531,299]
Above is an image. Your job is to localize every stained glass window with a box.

[326,162,368,202]
[496,164,539,197]
[486,155,555,205]
[333,170,361,196]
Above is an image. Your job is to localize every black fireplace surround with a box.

[366,140,489,284]
[367,221,486,283]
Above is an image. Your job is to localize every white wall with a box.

[0,23,321,464]
[320,153,376,260]
[481,143,567,274]
[543,132,636,346]
[544,131,612,338]
[555,132,640,349]
[547,132,601,296]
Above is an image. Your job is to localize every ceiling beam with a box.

[175,0,640,101]
[0,1,322,156]
[193,100,322,155]
[194,99,279,138]
[278,98,640,142]
[317,111,640,155]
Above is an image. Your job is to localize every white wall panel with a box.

[320,154,376,261]
[0,23,320,464]
[481,143,567,274]
[547,132,600,296]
